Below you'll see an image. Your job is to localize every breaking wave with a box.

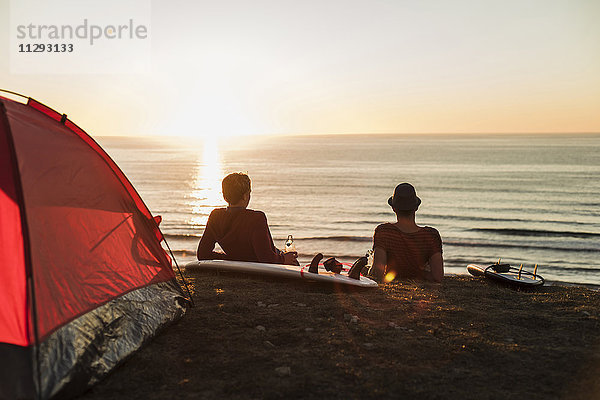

[470,228,600,239]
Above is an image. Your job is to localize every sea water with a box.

[97,134,600,285]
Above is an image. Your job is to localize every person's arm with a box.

[251,212,288,264]
[425,228,444,282]
[197,211,228,260]
[426,252,444,282]
[369,247,387,283]
[369,225,389,283]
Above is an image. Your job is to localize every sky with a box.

[1,0,599,138]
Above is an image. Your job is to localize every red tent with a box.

[0,91,190,399]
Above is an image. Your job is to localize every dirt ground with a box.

[80,272,600,400]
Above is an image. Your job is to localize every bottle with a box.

[365,249,374,275]
[366,249,374,267]
[284,235,296,253]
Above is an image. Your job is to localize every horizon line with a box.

[94,131,600,139]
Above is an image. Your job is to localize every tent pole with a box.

[163,239,195,307]
[0,88,29,100]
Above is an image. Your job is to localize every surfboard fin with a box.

[518,263,524,279]
[533,264,538,279]
[348,256,368,280]
[308,253,323,274]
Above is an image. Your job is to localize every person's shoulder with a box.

[246,209,268,220]
[374,223,396,235]
[209,207,227,217]
[203,208,227,230]
[375,222,395,231]
[422,226,441,237]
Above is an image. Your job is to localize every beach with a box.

[80,272,600,399]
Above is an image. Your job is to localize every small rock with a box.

[408,329,414,332]
[275,366,291,377]
[296,303,306,307]
[264,340,276,348]
[364,343,374,349]
[388,322,398,328]
[582,311,591,317]
[505,338,514,343]
[304,327,314,332]
[257,302,266,307]
[344,314,359,323]
[268,303,279,308]
[256,325,266,332]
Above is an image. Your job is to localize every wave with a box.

[532,265,600,273]
[441,257,599,272]
[579,203,600,208]
[420,213,588,226]
[444,240,599,253]
[334,220,383,225]
[470,228,600,239]
[164,233,201,240]
[164,233,373,242]
[164,231,598,252]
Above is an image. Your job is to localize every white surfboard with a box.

[185,259,378,288]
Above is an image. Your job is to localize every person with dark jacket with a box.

[197,172,298,265]
[369,183,444,283]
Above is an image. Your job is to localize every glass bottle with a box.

[284,235,296,253]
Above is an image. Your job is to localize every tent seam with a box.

[0,99,42,398]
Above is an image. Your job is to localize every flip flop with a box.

[323,257,343,274]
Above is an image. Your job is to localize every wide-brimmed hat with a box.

[387,183,421,211]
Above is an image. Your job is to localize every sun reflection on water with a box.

[189,136,225,228]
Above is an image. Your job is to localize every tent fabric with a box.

[5,98,176,341]
[38,281,186,399]
[0,101,29,347]
[0,93,189,399]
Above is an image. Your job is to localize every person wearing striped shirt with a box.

[369,183,444,283]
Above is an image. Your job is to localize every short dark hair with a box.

[222,173,251,204]
[393,207,417,218]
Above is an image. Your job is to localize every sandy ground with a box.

[79,272,600,400]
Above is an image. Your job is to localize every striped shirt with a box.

[373,223,443,280]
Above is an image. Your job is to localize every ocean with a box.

[97,134,600,285]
